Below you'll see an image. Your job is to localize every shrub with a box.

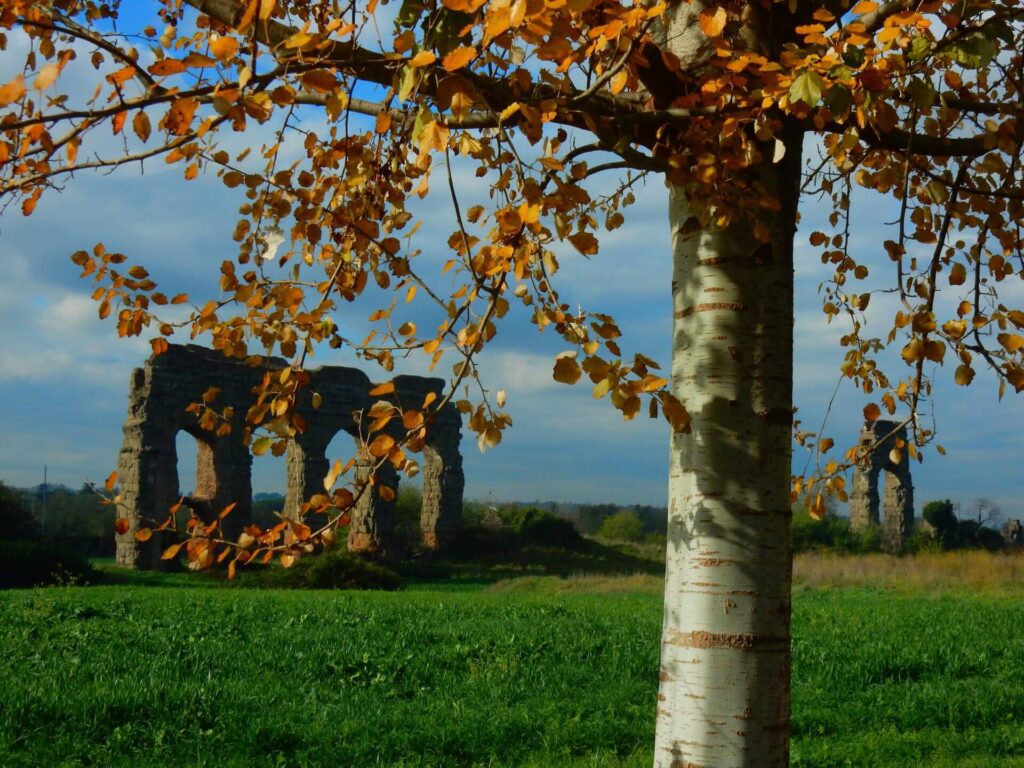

[0,481,40,541]
[0,539,97,588]
[598,510,646,543]
[500,507,583,548]
[923,499,959,549]
[791,509,857,553]
[254,549,401,590]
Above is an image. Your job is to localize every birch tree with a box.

[2,0,1023,765]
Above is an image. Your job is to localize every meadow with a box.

[0,554,1023,767]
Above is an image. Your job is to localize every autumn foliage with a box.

[2,0,1023,548]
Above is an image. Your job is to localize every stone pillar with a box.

[347,459,397,553]
[115,422,179,569]
[421,442,464,550]
[848,419,914,552]
[882,467,914,551]
[285,435,329,521]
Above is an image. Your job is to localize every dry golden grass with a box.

[486,551,1024,595]
[794,550,1024,594]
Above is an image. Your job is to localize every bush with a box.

[0,539,97,588]
[254,549,401,590]
[923,499,959,549]
[791,509,857,552]
[598,510,646,542]
[0,481,40,541]
[500,507,583,548]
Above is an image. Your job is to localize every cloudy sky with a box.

[1,7,1021,522]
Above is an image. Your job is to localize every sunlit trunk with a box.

[653,130,802,767]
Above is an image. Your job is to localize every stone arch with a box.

[849,419,914,551]
[117,344,464,567]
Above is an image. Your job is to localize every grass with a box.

[1,557,1023,767]
[794,550,1024,594]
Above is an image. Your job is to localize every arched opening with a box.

[174,429,217,523]
[250,446,288,529]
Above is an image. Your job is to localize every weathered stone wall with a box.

[849,419,914,551]
[1003,519,1024,548]
[116,344,464,568]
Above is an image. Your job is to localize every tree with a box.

[923,498,958,548]
[598,508,646,542]
[3,1,1023,765]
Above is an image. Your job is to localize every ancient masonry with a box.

[115,344,463,569]
[849,419,914,551]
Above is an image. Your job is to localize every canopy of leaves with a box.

[1,0,1022,564]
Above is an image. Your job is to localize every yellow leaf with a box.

[252,436,272,456]
[161,543,183,560]
[499,103,521,122]
[609,70,628,94]
[34,62,60,91]
[954,365,975,386]
[593,378,612,398]
[134,527,153,542]
[442,46,477,71]
[324,459,342,491]
[553,356,582,385]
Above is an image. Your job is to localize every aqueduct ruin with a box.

[114,344,463,568]
[849,418,914,551]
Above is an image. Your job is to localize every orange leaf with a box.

[369,434,396,457]
[105,471,118,492]
[699,7,727,37]
[369,381,395,396]
[301,70,338,93]
[0,74,26,107]
[161,542,183,560]
[134,528,153,542]
[210,35,239,63]
[863,403,881,421]
[441,0,488,10]
[149,58,187,76]
[442,46,477,71]
[409,50,437,68]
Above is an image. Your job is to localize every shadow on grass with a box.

[93,532,665,591]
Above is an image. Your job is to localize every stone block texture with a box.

[116,344,463,568]
[849,419,914,551]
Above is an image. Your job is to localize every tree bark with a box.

[653,126,803,766]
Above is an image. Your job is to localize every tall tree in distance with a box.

[2,1,1022,765]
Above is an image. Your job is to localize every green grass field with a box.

[1,570,1023,767]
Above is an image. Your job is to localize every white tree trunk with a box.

[653,133,802,767]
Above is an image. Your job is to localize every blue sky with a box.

[1,8,1022,522]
